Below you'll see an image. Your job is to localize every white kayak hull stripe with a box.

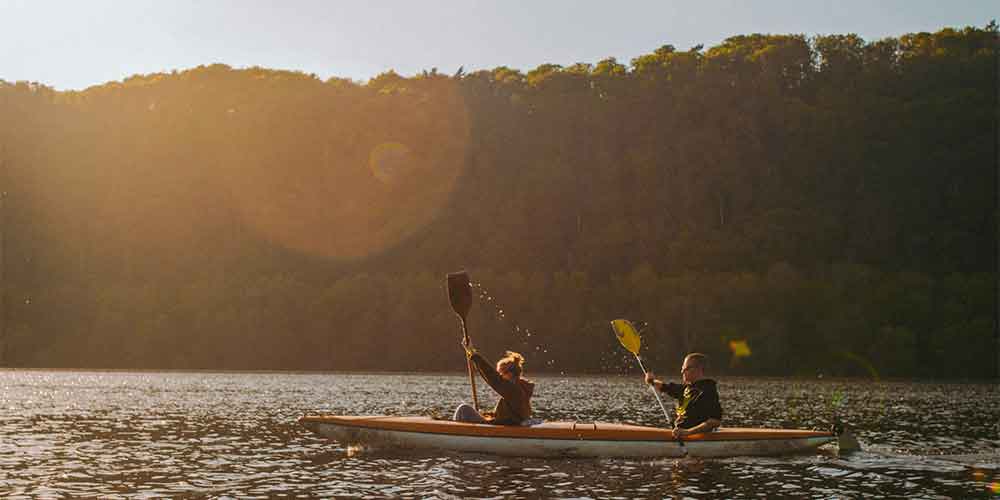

[306,420,836,458]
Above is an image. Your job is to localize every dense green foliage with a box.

[0,25,996,378]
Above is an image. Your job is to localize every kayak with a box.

[298,415,837,458]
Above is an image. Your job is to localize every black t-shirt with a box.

[660,379,722,429]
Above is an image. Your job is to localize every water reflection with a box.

[0,370,996,497]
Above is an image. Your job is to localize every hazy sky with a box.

[1,0,995,90]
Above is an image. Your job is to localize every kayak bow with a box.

[298,415,836,458]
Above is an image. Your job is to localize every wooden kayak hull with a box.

[298,415,836,458]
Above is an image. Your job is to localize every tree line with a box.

[0,25,996,378]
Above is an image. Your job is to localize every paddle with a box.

[447,271,479,411]
[611,319,674,426]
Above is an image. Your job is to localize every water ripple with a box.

[0,370,997,498]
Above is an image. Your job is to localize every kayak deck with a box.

[299,415,837,458]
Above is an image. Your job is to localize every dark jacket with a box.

[469,352,535,425]
[660,378,722,429]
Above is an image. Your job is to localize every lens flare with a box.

[839,351,880,380]
[220,80,469,261]
[369,142,411,183]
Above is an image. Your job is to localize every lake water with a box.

[1,370,998,498]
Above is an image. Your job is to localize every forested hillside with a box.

[0,25,995,377]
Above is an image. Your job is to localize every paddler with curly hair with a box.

[453,343,535,425]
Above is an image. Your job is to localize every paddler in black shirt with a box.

[644,352,722,439]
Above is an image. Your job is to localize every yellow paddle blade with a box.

[729,339,752,358]
[610,319,641,355]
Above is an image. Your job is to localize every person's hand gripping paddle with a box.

[448,271,479,411]
[611,319,674,427]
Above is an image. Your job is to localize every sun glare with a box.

[222,81,469,261]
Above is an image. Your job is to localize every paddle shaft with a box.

[461,317,480,411]
[634,354,673,426]
[447,272,479,412]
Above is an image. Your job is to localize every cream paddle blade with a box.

[447,271,479,411]
[611,319,641,355]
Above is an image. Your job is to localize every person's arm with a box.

[469,351,518,399]
[645,372,684,399]
[462,342,491,380]
[673,418,721,437]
